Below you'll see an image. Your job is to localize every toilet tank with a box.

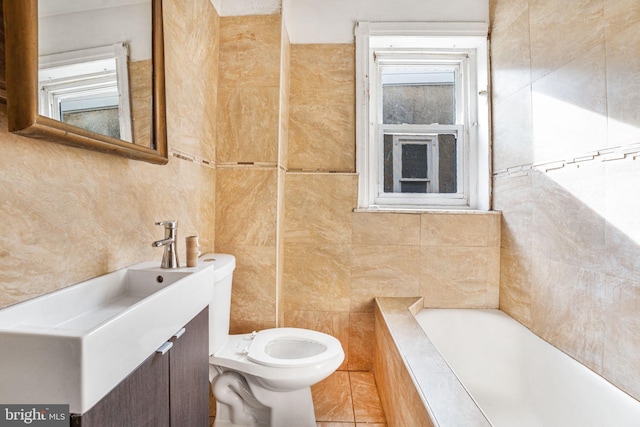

[200,253,236,355]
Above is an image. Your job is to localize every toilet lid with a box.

[246,328,342,368]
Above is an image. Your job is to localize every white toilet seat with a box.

[210,327,345,391]
[247,328,342,368]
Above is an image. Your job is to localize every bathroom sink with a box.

[0,260,215,414]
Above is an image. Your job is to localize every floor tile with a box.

[349,371,386,423]
[312,370,355,422]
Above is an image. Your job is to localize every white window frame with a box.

[355,22,490,211]
[38,43,133,142]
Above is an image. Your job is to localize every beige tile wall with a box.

[283,195,500,369]
[214,15,288,332]
[288,44,356,172]
[0,0,219,309]
[216,167,279,331]
[216,15,283,166]
[279,45,501,371]
[129,60,151,145]
[491,0,640,400]
[165,0,219,161]
[216,30,501,371]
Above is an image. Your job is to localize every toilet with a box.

[201,253,344,427]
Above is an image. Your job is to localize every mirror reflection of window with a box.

[38,43,132,141]
[37,0,152,146]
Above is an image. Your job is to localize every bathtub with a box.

[374,298,640,427]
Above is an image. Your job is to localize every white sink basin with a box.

[0,260,215,414]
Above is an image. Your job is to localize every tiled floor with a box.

[209,370,387,426]
[312,370,387,427]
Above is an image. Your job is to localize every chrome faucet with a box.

[152,220,180,269]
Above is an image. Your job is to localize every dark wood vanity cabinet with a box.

[71,308,209,427]
[168,308,210,427]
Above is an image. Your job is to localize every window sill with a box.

[353,207,498,215]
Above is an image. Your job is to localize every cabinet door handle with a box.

[156,341,173,355]
[173,328,186,340]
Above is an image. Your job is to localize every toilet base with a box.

[212,370,316,427]
[250,379,316,427]
[212,371,269,427]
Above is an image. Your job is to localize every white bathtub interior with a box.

[415,309,640,427]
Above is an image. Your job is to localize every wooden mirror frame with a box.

[3,0,168,164]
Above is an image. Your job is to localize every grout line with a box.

[169,147,216,169]
[348,371,357,425]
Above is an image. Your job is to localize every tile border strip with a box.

[493,142,640,179]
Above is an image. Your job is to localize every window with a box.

[39,43,133,142]
[355,22,490,210]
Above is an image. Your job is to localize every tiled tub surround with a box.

[375,298,640,427]
[491,0,640,402]
[284,186,502,372]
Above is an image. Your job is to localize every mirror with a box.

[3,0,167,164]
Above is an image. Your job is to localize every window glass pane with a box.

[383,134,394,193]
[438,133,457,193]
[62,108,121,139]
[382,69,455,125]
